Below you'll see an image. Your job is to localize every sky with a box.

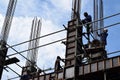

[0,0,120,80]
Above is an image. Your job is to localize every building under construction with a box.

[0,0,120,80]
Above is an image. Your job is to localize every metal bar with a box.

[1,0,17,42]
[8,29,66,48]
[5,12,120,49]
[8,76,19,80]
[104,71,107,80]
[6,65,20,77]
[108,50,120,55]
[99,0,104,34]
[6,22,120,58]
[6,44,41,71]
[8,38,66,57]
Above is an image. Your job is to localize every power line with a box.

[6,12,120,49]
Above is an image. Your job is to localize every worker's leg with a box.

[86,26,90,42]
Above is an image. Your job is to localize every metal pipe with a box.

[5,12,120,49]
[1,0,17,42]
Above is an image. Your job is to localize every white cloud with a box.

[0,10,66,79]
[50,0,72,11]
[0,0,9,6]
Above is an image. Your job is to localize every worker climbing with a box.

[54,56,65,72]
[82,12,92,42]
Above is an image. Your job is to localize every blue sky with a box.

[0,0,120,80]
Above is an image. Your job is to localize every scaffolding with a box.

[0,0,120,80]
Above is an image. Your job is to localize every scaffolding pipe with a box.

[7,22,120,57]
[26,17,41,67]
[93,0,99,39]
[1,0,17,42]
[99,0,104,34]
[3,12,120,49]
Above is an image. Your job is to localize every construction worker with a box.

[21,70,31,80]
[82,12,92,42]
[54,56,65,72]
[97,29,108,48]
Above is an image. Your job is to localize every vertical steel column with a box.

[93,0,98,39]
[25,17,41,72]
[99,0,104,34]
[0,41,7,79]
[1,0,17,42]
[74,0,82,80]
[104,72,107,80]
[0,0,17,79]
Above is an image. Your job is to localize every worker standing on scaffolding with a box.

[82,12,92,42]
[97,29,108,49]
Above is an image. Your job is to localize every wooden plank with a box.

[67,37,75,42]
[79,66,83,75]
[34,77,38,80]
[84,65,90,74]
[106,59,112,69]
[39,76,44,80]
[98,61,104,70]
[45,75,50,80]
[67,42,75,49]
[112,57,120,67]
[65,67,74,79]
[67,47,75,54]
[58,72,63,79]
[68,31,76,37]
[91,63,97,72]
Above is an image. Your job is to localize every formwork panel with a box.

[91,63,97,72]
[46,75,50,80]
[34,77,38,80]
[67,42,75,49]
[67,37,75,42]
[65,67,74,79]
[68,31,76,37]
[79,66,83,75]
[106,59,112,69]
[39,76,44,80]
[67,47,75,54]
[65,59,75,66]
[51,73,55,79]
[84,65,90,74]
[113,57,120,67]
[58,72,63,79]
[98,61,104,70]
